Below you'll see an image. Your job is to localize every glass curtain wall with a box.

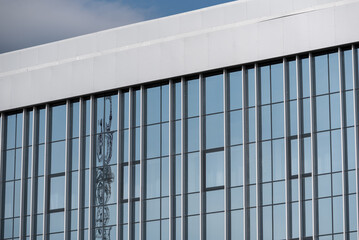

[1,45,359,240]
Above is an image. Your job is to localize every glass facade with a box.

[1,46,359,240]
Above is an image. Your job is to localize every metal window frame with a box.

[29,106,37,239]
[42,104,50,237]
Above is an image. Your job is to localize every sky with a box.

[0,0,234,54]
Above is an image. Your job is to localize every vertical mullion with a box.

[254,64,260,240]
[117,91,122,240]
[283,58,290,240]
[64,100,70,239]
[169,79,175,240]
[181,77,186,240]
[139,86,145,240]
[199,74,204,240]
[339,48,349,239]
[30,107,37,239]
[296,56,304,240]
[88,96,94,240]
[242,66,249,240]
[128,88,134,240]
[309,53,318,239]
[77,98,84,240]
[0,113,4,237]
[352,44,359,240]
[19,109,26,238]
[43,104,50,238]
[223,69,230,240]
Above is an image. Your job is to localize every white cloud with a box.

[0,0,150,53]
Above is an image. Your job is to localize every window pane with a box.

[329,52,339,92]
[205,114,223,149]
[50,176,65,210]
[343,49,353,90]
[273,204,286,240]
[206,212,224,240]
[229,110,242,145]
[247,68,255,107]
[205,151,224,188]
[229,70,242,110]
[314,54,329,95]
[273,139,285,181]
[330,93,341,129]
[302,98,311,134]
[271,63,283,103]
[231,210,243,239]
[146,221,160,239]
[186,118,199,152]
[260,65,270,105]
[289,101,297,136]
[230,146,243,187]
[186,79,199,117]
[315,95,330,131]
[187,215,200,240]
[272,103,284,138]
[260,105,271,140]
[51,105,66,141]
[187,153,200,193]
[317,131,331,174]
[145,125,160,159]
[205,74,223,114]
[146,86,161,124]
[288,60,297,100]
[206,189,224,213]
[48,212,64,233]
[318,198,332,235]
[50,141,66,174]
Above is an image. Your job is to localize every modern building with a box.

[1,0,359,239]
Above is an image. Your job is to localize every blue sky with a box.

[0,0,234,53]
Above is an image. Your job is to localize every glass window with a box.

[331,130,341,172]
[273,204,286,240]
[230,110,242,145]
[345,91,354,127]
[329,52,339,92]
[230,187,243,209]
[247,68,255,107]
[317,131,331,174]
[206,212,224,240]
[205,74,223,114]
[187,215,200,240]
[161,157,169,197]
[145,124,160,159]
[343,49,353,90]
[262,206,272,240]
[49,176,65,210]
[6,114,16,149]
[315,95,330,131]
[333,196,343,233]
[290,139,298,176]
[261,141,272,182]
[302,98,311,134]
[247,144,256,185]
[272,103,284,138]
[301,57,310,98]
[161,123,169,156]
[260,65,270,105]
[289,101,297,136]
[271,63,283,103]
[146,221,160,239]
[260,105,271,140]
[230,146,243,187]
[288,60,297,100]
[205,114,223,149]
[206,189,224,213]
[146,199,160,221]
[273,139,285,181]
[16,113,23,148]
[205,151,224,188]
[229,70,242,110]
[48,212,64,233]
[146,86,161,124]
[318,198,332,235]
[51,105,66,141]
[273,181,285,204]
[231,210,243,239]
[330,93,341,129]
[304,201,312,237]
[317,174,331,198]
[186,118,199,153]
[187,153,200,193]
[291,202,299,239]
[50,141,66,174]
[346,127,355,170]
[314,54,329,95]
[186,79,199,117]
[187,193,199,215]
[248,108,255,142]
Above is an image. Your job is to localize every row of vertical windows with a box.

[1,47,359,240]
